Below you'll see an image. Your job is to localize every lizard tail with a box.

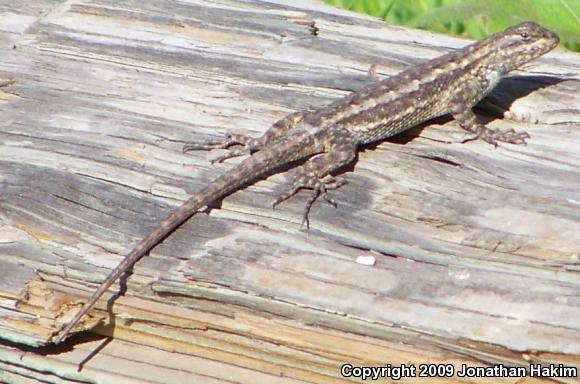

[56,133,314,343]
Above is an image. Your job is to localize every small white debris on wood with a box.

[355,255,376,266]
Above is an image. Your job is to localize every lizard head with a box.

[491,22,559,73]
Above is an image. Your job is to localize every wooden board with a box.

[1,0,579,383]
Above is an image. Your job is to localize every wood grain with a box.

[1,0,579,382]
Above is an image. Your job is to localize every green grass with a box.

[324,0,579,51]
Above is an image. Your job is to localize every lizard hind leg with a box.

[183,112,305,163]
[273,135,357,228]
[183,132,263,163]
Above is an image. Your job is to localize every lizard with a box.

[55,22,559,343]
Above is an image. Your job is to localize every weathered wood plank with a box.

[1,0,579,382]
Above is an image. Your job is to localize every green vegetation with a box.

[324,0,579,51]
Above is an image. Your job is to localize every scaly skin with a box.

[56,22,559,343]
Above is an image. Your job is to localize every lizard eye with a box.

[520,32,531,40]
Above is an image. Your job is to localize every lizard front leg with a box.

[183,111,304,162]
[451,105,530,146]
[273,132,357,227]
[449,84,530,146]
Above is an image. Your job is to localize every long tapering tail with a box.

[56,132,316,343]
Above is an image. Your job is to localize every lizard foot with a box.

[462,127,530,147]
[273,174,347,228]
[183,132,262,163]
[477,128,530,147]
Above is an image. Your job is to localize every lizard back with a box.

[302,22,559,144]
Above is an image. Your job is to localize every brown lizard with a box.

[55,22,559,343]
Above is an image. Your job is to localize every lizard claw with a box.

[461,128,530,147]
[183,132,263,161]
[273,174,346,228]
[479,128,530,146]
